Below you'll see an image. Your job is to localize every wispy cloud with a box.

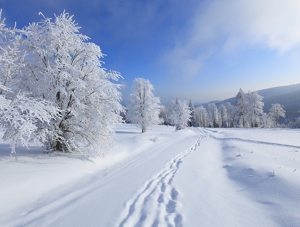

[162,0,300,78]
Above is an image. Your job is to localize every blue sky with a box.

[1,0,300,105]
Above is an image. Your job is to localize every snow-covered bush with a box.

[126,78,161,132]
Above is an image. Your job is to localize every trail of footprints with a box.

[117,132,204,227]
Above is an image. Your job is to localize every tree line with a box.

[159,89,286,129]
[125,80,287,132]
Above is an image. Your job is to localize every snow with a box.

[0,125,300,226]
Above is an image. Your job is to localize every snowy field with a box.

[0,125,300,227]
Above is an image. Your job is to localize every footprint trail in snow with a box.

[116,130,205,227]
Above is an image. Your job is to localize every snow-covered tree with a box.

[188,99,195,127]
[235,88,249,127]
[261,113,273,128]
[0,11,58,154]
[169,99,191,130]
[224,102,237,127]
[218,104,228,128]
[207,103,219,127]
[269,103,286,127]
[126,78,161,133]
[291,117,300,128]
[159,105,171,125]
[18,12,123,156]
[247,91,264,127]
[194,106,208,127]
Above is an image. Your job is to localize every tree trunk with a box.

[142,126,146,133]
[55,140,61,151]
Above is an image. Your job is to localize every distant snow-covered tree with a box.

[126,78,161,133]
[224,102,237,127]
[194,106,208,127]
[169,99,191,130]
[19,12,123,156]
[269,103,286,127]
[207,103,219,127]
[159,105,171,125]
[261,113,273,128]
[290,117,300,128]
[188,99,195,127]
[235,88,249,127]
[247,91,264,127]
[218,104,228,128]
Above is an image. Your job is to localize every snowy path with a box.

[116,130,204,227]
[1,126,201,227]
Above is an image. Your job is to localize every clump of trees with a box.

[124,77,197,132]
[127,85,290,130]
[0,11,123,156]
[158,98,191,130]
[126,79,193,132]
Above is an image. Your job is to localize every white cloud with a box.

[163,0,300,78]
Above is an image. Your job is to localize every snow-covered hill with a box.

[0,125,300,226]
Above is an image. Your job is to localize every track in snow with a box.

[204,129,300,149]
[116,131,205,227]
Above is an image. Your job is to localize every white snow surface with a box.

[0,125,300,227]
